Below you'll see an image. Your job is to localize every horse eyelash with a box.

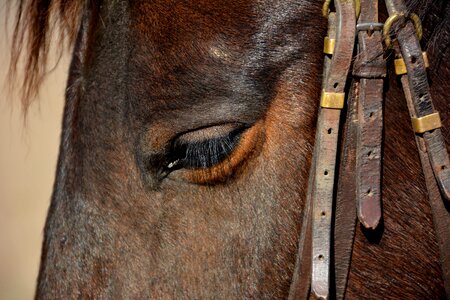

[167,127,246,170]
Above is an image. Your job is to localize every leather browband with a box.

[288,0,450,299]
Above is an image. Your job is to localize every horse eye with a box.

[165,124,247,171]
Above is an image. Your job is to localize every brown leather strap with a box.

[384,0,450,201]
[398,73,450,299]
[355,78,384,228]
[311,101,341,300]
[288,152,314,300]
[291,1,449,299]
[289,11,339,300]
[385,0,450,295]
[333,1,386,296]
[310,12,339,299]
[333,81,358,300]
[353,0,386,229]
[310,1,356,298]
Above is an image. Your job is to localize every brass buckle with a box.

[383,13,422,48]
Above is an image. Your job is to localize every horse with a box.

[9,0,449,298]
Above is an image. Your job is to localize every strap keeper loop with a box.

[323,37,336,55]
[411,112,442,133]
[320,90,345,109]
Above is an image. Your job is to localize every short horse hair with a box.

[8,0,449,114]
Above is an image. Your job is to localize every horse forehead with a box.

[130,0,256,37]
[127,0,320,63]
[127,1,254,75]
[123,0,320,126]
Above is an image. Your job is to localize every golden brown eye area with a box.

[168,121,264,184]
[166,123,248,171]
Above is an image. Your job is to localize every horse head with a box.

[10,0,449,298]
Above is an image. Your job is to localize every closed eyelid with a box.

[169,125,247,170]
[171,120,264,184]
[142,121,246,153]
[137,121,254,187]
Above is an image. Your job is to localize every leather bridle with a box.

[288,0,450,299]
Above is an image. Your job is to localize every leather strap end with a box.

[357,189,382,229]
[311,279,329,300]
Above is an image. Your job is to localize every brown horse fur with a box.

[9,0,449,298]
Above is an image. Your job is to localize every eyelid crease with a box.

[177,120,264,184]
[176,123,245,143]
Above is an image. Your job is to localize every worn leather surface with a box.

[385,0,450,201]
[290,0,449,298]
[333,81,358,300]
[309,1,356,298]
[395,48,450,299]
[333,1,386,297]
[385,0,450,296]
[353,0,386,230]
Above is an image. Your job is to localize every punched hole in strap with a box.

[411,112,442,134]
[394,52,429,75]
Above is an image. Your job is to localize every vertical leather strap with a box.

[397,73,450,299]
[333,1,385,296]
[310,1,356,298]
[353,0,386,229]
[333,81,358,300]
[355,78,384,228]
[310,12,339,300]
[288,150,314,300]
[384,0,450,201]
[385,0,450,295]
[289,12,338,300]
